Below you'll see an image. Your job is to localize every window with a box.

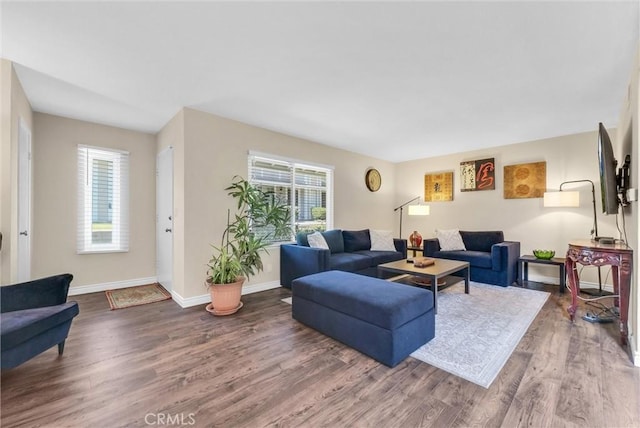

[248,152,333,242]
[77,145,129,253]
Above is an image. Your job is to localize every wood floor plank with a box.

[496,298,573,427]
[554,320,605,427]
[449,350,532,427]
[2,283,638,428]
[599,323,640,427]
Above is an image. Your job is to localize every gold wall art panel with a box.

[503,161,547,199]
[424,172,454,202]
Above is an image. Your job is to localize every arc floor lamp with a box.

[394,196,430,239]
[543,179,606,296]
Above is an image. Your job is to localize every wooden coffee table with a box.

[378,258,470,314]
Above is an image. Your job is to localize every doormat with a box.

[105,284,171,310]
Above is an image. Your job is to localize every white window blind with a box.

[77,145,129,253]
[248,153,333,242]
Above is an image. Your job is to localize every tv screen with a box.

[598,122,619,215]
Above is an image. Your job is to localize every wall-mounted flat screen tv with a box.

[598,122,619,215]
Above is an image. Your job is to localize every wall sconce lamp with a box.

[394,196,430,239]
[543,179,605,296]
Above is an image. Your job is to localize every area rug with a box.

[279,282,548,388]
[105,283,172,310]
[410,281,549,388]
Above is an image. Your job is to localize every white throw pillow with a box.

[436,229,466,251]
[370,230,396,251]
[307,232,329,249]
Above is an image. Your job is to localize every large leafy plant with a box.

[206,176,292,285]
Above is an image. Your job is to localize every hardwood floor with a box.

[2,282,639,428]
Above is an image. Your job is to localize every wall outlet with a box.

[626,188,638,202]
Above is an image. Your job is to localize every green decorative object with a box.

[533,249,555,260]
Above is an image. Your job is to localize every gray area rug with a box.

[411,281,549,388]
[281,282,548,389]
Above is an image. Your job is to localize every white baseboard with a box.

[242,280,281,295]
[169,280,283,308]
[171,291,210,308]
[630,332,639,367]
[68,276,158,296]
[68,276,282,308]
[525,273,614,293]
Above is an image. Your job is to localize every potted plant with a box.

[205,175,291,315]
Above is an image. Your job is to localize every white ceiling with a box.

[1,1,638,162]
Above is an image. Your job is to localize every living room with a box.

[2,1,640,426]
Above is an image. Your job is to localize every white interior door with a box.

[17,118,32,282]
[156,147,173,291]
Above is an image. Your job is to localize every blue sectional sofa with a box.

[423,231,520,287]
[280,229,407,288]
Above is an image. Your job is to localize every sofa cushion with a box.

[354,250,404,266]
[329,253,372,272]
[460,231,504,252]
[321,229,344,254]
[0,302,79,351]
[436,229,466,251]
[307,232,329,249]
[370,230,396,251]
[433,250,493,269]
[343,229,371,252]
[296,232,311,247]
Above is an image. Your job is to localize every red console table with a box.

[565,239,633,345]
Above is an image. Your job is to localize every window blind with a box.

[77,145,129,253]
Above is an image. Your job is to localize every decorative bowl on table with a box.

[533,249,555,260]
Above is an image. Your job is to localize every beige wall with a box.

[617,45,639,363]
[178,108,396,299]
[161,108,632,301]
[4,57,638,366]
[0,59,33,284]
[32,113,157,288]
[397,131,621,286]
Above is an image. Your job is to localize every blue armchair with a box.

[1,274,79,369]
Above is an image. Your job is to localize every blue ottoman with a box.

[291,270,435,367]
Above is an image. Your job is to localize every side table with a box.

[565,239,633,346]
[518,255,566,293]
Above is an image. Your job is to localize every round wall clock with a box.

[365,168,382,192]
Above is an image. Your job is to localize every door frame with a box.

[156,146,173,291]
[17,117,32,282]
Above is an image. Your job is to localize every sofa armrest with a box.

[393,239,408,258]
[280,244,331,289]
[423,238,440,257]
[0,274,73,313]
[491,241,521,272]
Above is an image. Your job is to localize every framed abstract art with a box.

[460,158,495,192]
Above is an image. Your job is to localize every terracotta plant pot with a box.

[206,277,245,316]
